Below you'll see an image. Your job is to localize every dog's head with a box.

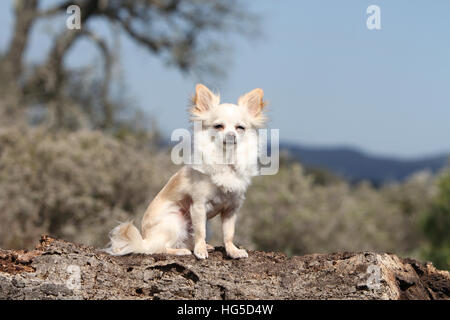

[190,84,267,149]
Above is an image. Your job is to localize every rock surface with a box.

[0,235,449,300]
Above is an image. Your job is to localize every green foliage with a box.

[421,171,450,270]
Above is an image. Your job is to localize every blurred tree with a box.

[421,170,450,270]
[0,0,257,130]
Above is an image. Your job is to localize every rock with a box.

[0,235,449,300]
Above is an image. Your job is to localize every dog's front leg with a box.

[191,203,208,259]
[221,211,248,259]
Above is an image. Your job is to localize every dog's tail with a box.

[103,221,161,256]
[104,209,189,255]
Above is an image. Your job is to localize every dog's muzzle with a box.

[224,132,237,145]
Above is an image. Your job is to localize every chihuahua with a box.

[105,84,267,259]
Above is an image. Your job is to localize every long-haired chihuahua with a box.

[105,84,267,259]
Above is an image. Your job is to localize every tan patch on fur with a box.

[141,168,189,238]
[190,84,220,116]
[236,89,267,128]
[238,88,266,116]
[160,170,184,201]
[119,223,132,240]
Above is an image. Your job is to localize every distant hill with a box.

[281,143,449,184]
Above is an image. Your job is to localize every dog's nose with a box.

[224,132,236,144]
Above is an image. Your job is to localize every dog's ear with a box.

[238,88,266,117]
[190,84,220,115]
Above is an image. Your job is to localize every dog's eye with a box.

[213,124,224,130]
[236,125,245,131]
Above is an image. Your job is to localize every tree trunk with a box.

[4,0,38,79]
[0,235,449,300]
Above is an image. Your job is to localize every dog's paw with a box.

[206,243,215,252]
[194,243,208,259]
[175,248,192,256]
[226,247,248,259]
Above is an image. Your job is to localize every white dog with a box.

[104,84,267,259]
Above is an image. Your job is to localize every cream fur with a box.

[104,84,267,259]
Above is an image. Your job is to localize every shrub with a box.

[420,170,450,270]
[0,125,174,249]
[208,163,436,258]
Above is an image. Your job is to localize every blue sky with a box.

[1,0,449,158]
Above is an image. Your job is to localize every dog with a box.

[104,84,267,259]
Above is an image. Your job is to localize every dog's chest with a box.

[205,190,242,219]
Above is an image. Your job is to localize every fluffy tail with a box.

[103,221,148,256]
[104,212,189,255]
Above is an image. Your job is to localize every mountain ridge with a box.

[280,143,449,184]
